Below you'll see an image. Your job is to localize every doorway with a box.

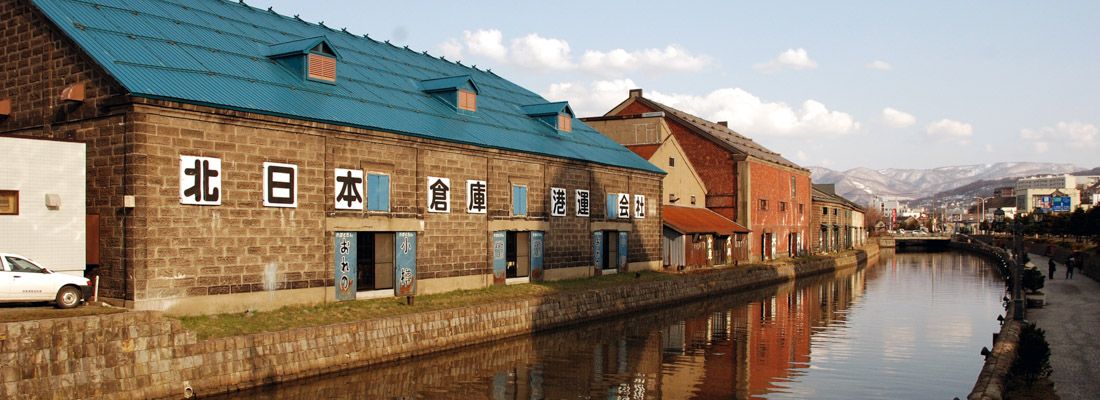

[356,232,394,292]
[506,231,531,279]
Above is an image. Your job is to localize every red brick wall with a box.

[748,160,812,260]
[615,102,739,222]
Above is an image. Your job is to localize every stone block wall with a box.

[0,245,877,400]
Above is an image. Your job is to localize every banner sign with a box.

[395,232,417,296]
[492,231,507,285]
[334,232,357,301]
[618,231,628,271]
[592,231,603,275]
[531,231,544,282]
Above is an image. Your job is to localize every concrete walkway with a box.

[1026,254,1100,400]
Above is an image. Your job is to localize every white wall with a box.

[0,136,86,274]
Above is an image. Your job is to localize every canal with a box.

[217,250,1005,399]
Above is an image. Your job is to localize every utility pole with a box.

[1012,218,1025,320]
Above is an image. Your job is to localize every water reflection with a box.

[217,250,1003,400]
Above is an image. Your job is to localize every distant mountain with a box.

[809,162,1085,205]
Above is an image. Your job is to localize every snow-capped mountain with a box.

[810,162,1084,205]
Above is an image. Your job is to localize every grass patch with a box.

[0,303,125,323]
[178,270,678,340]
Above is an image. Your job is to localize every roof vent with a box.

[629,88,643,98]
[717,121,728,127]
[641,111,664,118]
[420,75,480,112]
[267,36,341,84]
[521,102,575,132]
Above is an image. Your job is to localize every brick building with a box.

[1,0,664,314]
[584,89,812,262]
[810,184,866,253]
[587,114,748,269]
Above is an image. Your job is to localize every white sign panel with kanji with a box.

[427,177,451,213]
[634,194,646,219]
[466,180,487,214]
[334,168,364,210]
[263,162,298,208]
[617,193,631,219]
[179,155,222,206]
[550,187,567,217]
[575,189,590,217]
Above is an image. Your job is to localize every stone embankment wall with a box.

[1,244,876,399]
[951,238,1018,400]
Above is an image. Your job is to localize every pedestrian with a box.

[1066,256,1075,279]
[1048,258,1056,280]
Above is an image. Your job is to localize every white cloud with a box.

[985,144,995,153]
[462,29,507,61]
[754,48,817,73]
[544,79,639,117]
[509,33,574,70]
[1020,121,1097,147]
[580,45,710,75]
[647,87,859,136]
[925,119,973,144]
[796,150,809,162]
[866,60,892,71]
[1035,142,1049,153]
[437,38,463,60]
[881,107,916,128]
[441,30,712,74]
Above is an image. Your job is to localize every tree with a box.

[864,204,883,230]
[1069,208,1087,240]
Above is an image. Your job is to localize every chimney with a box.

[628,88,643,98]
[717,121,728,127]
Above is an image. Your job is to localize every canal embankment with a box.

[0,244,876,400]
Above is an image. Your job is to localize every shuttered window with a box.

[558,114,572,132]
[512,185,527,216]
[607,194,617,219]
[307,53,337,82]
[458,90,477,111]
[367,173,390,212]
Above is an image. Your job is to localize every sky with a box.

[248,1,1100,171]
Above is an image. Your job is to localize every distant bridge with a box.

[878,233,952,248]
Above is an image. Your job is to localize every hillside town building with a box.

[0,0,664,314]
[1014,174,1100,214]
[584,90,813,262]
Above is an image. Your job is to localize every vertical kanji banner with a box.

[592,231,603,275]
[492,231,507,285]
[395,232,416,296]
[334,232,357,301]
[618,231,628,271]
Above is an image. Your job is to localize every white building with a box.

[0,136,86,275]
[1014,174,1096,214]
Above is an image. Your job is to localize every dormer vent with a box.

[420,75,479,112]
[521,101,575,133]
[268,36,341,84]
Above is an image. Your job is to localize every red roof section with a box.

[663,205,750,234]
[625,144,660,160]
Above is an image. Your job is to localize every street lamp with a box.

[974,196,995,235]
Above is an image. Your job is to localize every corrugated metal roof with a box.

[266,36,339,58]
[663,205,750,234]
[628,97,806,172]
[419,75,478,93]
[31,0,663,175]
[520,102,574,117]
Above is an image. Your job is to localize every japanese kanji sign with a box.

[334,232,357,301]
[575,189,590,217]
[633,194,646,219]
[395,232,417,296]
[179,155,221,206]
[427,177,451,213]
[334,168,364,210]
[616,193,631,219]
[466,180,487,214]
[549,187,567,217]
[263,162,297,208]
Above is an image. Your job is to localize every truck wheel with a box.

[55,286,82,309]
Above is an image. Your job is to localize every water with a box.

[217,250,1006,399]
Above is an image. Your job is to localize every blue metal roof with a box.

[521,102,574,117]
[31,0,663,175]
[266,36,341,59]
[419,75,479,94]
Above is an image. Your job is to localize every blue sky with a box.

[249,1,1099,171]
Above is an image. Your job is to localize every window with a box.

[690,195,697,205]
[799,203,804,214]
[367,173,390,212]
[822,207,828,215]
[307,53,337,82]
[0,190,17,215]
[780,202,787,212]
[759,199,768,211]
[512,185,528,216]
[669,157,675,167]
[557,114,572,132]
[5,256,43,273]
[458,90,477,111]
[790,176,797,199]
[833,208,838,216]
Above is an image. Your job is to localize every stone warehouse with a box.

[0,0,664,314]
[585,89,813,262]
